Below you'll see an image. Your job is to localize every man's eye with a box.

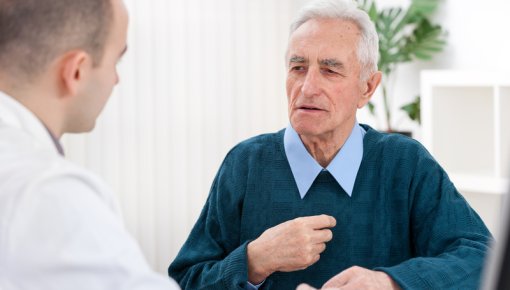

[291,66,305,71]
[323,68,337,74]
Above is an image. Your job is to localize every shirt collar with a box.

[43,125,65,156]
[284,122,365,199]
[0,90,64,156]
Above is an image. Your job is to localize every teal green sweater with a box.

[168,125,492,290]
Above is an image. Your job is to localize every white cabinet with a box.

[421,70,510,237]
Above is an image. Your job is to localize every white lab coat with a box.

[0,91,180,290]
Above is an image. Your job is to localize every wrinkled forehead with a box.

[286,18,361,63]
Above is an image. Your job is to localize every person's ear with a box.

[59,51,92,98]
[357,71,382,108]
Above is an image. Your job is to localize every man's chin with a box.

[291,122,323,137]
[66,122,96,134]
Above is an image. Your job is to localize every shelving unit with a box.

[421,70,510,237]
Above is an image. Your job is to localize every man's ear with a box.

[358,71,382,108]
[59,51,92,98]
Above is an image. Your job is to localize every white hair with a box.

[289,0,379,81]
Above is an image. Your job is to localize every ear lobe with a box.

[358,71,382,108]
[60,51,90,97]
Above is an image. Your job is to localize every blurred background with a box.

[62,0,510,274]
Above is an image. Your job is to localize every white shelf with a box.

[421,70,510,234]
[421,70,510,180]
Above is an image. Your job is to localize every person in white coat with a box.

[0,0,180,289]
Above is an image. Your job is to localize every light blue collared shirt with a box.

[284,122,366,198]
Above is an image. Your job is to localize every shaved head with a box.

[0,0,113,80]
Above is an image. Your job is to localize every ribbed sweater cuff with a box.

[223,241,250,289]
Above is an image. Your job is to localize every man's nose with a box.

[301,68,322,97]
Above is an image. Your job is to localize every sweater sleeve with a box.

[375,146,493,290]
[168,150,251,290]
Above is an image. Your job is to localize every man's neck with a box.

[300,122,355,168]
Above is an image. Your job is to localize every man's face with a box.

[286,18,370,139]
[69,0,128,133]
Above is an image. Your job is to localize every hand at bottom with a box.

[322,266,400,290]
[295,266,400,290]
[296,283,339,290]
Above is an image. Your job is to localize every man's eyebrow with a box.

[289,55,307,64]
[319,58,344,68]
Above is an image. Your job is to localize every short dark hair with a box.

[0,0,113,80]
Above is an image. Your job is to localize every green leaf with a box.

[401,19,446,62]
[400,96,421,124]
[368,2,378,22]
[367,102,376,115]
[409,0,440,16]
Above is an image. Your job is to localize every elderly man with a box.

[168,0,491,289]
[0,0,179,289]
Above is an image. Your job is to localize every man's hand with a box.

[322,266,401,290]
[247,214,336,284]
[296,283,340,290]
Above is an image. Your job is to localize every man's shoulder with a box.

[226,129,285,159]
[1,128,80,177]
[0,128,115,212]
[362,125,429,158]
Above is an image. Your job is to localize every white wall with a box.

[62,0,509,274]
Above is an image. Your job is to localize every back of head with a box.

[290,0,379,81]
[0,0,113,82]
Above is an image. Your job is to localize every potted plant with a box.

[359,0,447,133]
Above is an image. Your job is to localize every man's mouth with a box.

[299,106,323,111]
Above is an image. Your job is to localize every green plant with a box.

[359,0,446,131]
